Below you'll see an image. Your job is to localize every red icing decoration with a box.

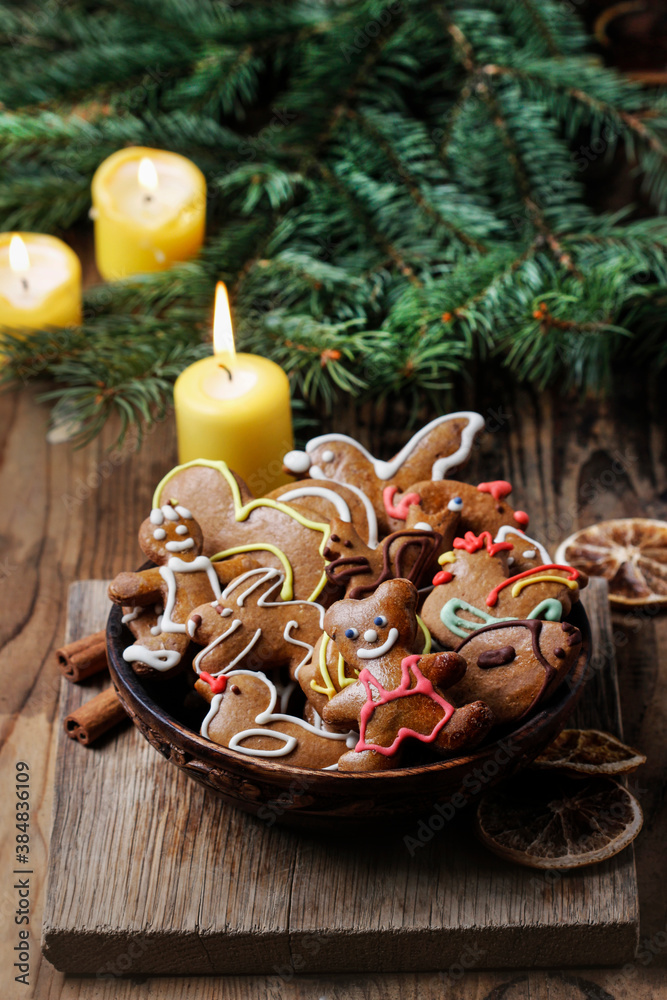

[486,564,580,607]
[200,671,227,694]
[514,510,530,526]
[383,485,421,520]
[356,655,455,755]
[477,480,513,502]
[432,570,453,586]
[453,530,514,557]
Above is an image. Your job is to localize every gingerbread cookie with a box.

[309,579,494,771]
[421,532,586,648]
[449,619,582,724]
[195,669,357,769]
[271,479,379,549]
[403,479,540,571]
[153,459,341,604]
[322,515,452,600]
[283,412,485,535]
[109,504,257,676]
[187,567,326,680]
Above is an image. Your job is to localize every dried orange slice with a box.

[555,518,667,605]
[476,774,642,869]
[532,729,646,775]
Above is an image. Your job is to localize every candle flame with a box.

[213,281,236,360]
[9,234,30,273]
[138,156,159,193]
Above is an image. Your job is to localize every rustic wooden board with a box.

[41,577,639,975]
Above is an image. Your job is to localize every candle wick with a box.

[218,363,233,381]
[143,194,153,204]
[21,277,29,292]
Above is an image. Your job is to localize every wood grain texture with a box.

[1,378,667,998]
[41,577,638,975]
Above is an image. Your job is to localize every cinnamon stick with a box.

[56,630,108,682]
[64,688,126,746]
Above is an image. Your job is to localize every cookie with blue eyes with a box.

[283,412,485,536]
[109,503,258,678]
[298,579,494,771]
[420,540,587,650]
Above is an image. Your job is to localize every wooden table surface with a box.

[1,342,667,997]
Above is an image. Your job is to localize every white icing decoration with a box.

[123,645,181,671]
[153,528,166,540]
[175,505,192,519]
[309,466,379,548]
[175,524,189,535]
[447,497,464,511]
[413,521,432,531]
[321,450,335,462]
[194,569,326,677]
[283,449,311,474]
[493,526,551,564]
[363,628,378,642]
[157,555,223,634]
[279,486,352,522]
[507,556,515,566]
[162,505,180,520]
[305,411,485,482]
[522,549,537,559]
[187,618,197,638]
[150,614,163,636]
[166,538,195,552]
[323,763,339,771]
[121,607,142,624]
[277,679,296,713]
[150,508,164,525]
[200,668,357,759]
[357,627,399,659]
[284,620,317,673]
[228,728,298,758]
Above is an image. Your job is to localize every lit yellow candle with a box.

[174,283,294,495]
[0,233,81,329]
[91,147,206,280]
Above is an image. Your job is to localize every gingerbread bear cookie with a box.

[310,579,494,771]
[187,567,326,682]
[153,460,341,604]
[109,503,257,677]
[194,668,357,769]
[283,411,485,536]
[449,619,582,724]
[421,531,587,648]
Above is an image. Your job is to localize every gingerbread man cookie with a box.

[310,579,494,771]
[449,619,582,724]
[187,567,326,682]
[109,503,257,676]
[420,532,587,648]
[283,412,485,536]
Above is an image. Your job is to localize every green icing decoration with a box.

[441,598,563,638]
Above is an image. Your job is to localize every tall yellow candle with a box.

[0,233,81,329]
[174,283,294,495]
[91,147,206,280]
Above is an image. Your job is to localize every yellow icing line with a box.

[511,575,578,598]
[438,551,456,565]
[337,652,358,689]
[310,633,337,699]
[211,545,294,600]
[154,459,330,602]
[416,614,432,654]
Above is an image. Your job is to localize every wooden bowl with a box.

[107,602,591,832]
